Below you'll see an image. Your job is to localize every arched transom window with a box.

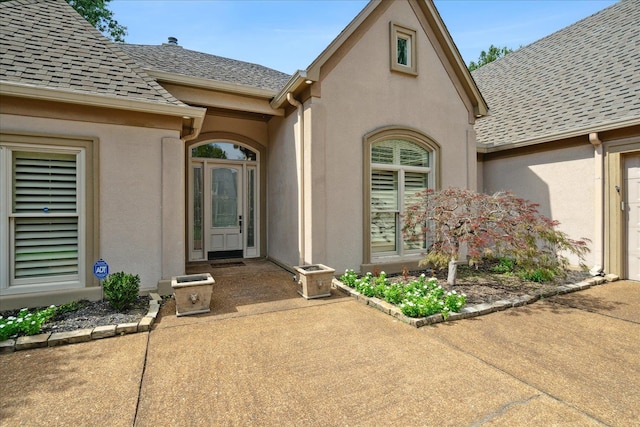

[191,142,257,161]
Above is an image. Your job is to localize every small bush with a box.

[491,258,515,274]
[103,271,140,311]
[517,268,556,283]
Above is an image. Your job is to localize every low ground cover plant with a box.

[0,305,57,341]
[341,270,466,319]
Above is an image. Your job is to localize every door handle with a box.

[239,215,242,232]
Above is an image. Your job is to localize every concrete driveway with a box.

[1,263,637,426]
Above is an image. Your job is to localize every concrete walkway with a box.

[1,261,638,426]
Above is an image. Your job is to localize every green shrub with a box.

[517,267,556,283]
[383,283,404,305]
[102,271,140,311]
[491,257,515,274]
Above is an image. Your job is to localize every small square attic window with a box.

[390,22,417,75]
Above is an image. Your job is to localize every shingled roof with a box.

[119,43,291,93]
[473,0,640,148]
[0,0,186,107]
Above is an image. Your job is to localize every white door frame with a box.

[188,148,259,262]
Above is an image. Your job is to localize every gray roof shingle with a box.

[473,0,640,147]
[118,43,291,93]
[0,0,187,107]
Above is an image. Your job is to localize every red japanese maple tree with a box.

[403,188,590,285]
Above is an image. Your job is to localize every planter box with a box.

[294,264,335,299]
[171,273,215,317]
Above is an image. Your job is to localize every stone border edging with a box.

[0,293,163,354]
[332,274,620,328]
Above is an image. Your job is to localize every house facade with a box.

[474,0,640,280]
[1,0,486,309]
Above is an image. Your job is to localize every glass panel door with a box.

[209,165,243,257]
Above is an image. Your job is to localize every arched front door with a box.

[189,142,259,261]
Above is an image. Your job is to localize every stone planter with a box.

[171,273,215,317]
[294,264,335,299]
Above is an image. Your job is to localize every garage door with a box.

[625,153,640,281]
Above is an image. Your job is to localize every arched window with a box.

[191,142,257,161]
[364,128,439,261]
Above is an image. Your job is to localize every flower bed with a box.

[340,270,466,319]
[0,306,57,341]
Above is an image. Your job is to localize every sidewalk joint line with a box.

[132,331,151,427]
[431,334,611,427]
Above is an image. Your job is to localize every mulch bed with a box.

[386,263,591,305]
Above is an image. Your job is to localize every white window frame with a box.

[390,22,418,76]
[0,142,86,295]
[371,145,431,259]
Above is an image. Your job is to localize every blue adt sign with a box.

[93,259,109,280]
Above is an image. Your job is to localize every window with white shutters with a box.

[368,136,435,259]
[0,138,90,294]
[12,152,79,281]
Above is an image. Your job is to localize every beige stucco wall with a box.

[200,114,269,148]
[304,0,477,273]
[0,114,184,295]
[266,113,301,266]
[482,144,596,267]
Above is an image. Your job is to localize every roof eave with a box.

[305,0,381,82]
[271,70,311,109]
[477,116,640,153]
[271,1,381,109]
[420,0,489,117]
[0,80,207,140]
[145,69,279,99]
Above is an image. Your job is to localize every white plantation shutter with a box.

[14,218,79,278]
[371,170,398,253]
[403,172,428,210]
[403,172,428,250]
[12,152,79,280]
[371,170,397,211]
[372,139,429,167]
[371,145,394,165]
